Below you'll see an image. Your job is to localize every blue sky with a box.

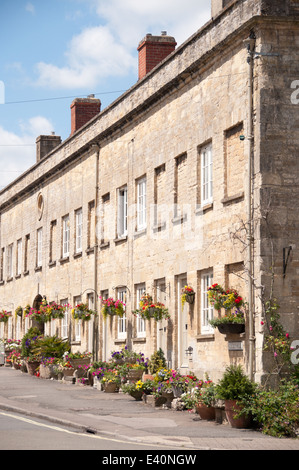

[0,0,210,188]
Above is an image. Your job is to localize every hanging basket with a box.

[217,323,245,335]
[185,292,195,304]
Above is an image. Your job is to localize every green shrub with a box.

[31,335,70,359]
[148,348,167,374]
[21,327,42,358]
[216,365,257,401]
[243,380,299,438]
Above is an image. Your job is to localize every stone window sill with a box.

[221,192,244,205]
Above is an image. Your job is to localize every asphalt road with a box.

[0,410,186,452]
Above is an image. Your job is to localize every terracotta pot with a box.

[196,403,216,421]
[225,400,251,428]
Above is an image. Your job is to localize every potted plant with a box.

[100,297,125,320]
[121,380,146,401]
[209,310,245,334]
[133,293,170,322]
[0,310,12,323]
[194,378,216,420]
[66,351,92,369]
[71,303,97,321]
[181,285,195,307]
[15,306,23,318]
[216,365,256,428]
[101,369,121,393]
[208,283,246,334]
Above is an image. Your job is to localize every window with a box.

[62,215,70,258]
[37,228,42,267]
[224,123,244,201]
[7,244,13,278]
[24,234,30,273]
[87,200,95,249]
[61,299,69,339]
[137,177,146,231]
[117,288,127,339]
[117,187,128,237]
[73,295,82,342]
[75,208,83,253]
[0,247,4,281]
[154,164,166,227]
[174,153,188,218]
[201,271,214,334]
[201,144,213,205]
[136,284,146,338]
[16,239,22,276]
[49,220,57,264]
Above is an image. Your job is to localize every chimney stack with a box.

[137,32,177,80]
[36,133,62,163]
[70,95,101,135]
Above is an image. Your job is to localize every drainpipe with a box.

[92,143,100,361]
[246,31,256,381]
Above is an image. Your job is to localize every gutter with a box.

[246,31,256,381]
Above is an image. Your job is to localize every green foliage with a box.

[21,327,42,358]
[148,348,167,374]
[31,335,70,359]
[216,365,257,401]
[242,380,299,438]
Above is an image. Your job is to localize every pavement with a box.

[0,366,299,451]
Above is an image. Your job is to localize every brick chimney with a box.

[137,32,177,80]
[36,133,62,162]
[70,94,101,135]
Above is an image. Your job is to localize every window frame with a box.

[137,177,147,231]
[62,215,70,258]
[201,271,214,334]
[201,144,213,205]
[117,186,128,238]
[75,208,83,254]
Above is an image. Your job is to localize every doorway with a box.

[177,274,188,369]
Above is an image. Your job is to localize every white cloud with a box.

[0,116,53,189]
[25,2,35,15]
[34,0,210,90]
[35,25,136,89]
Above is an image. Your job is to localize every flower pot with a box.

[127,369,143,382]
[69,358,91,369]
[26,361,40,376]
[104,382,118,393]
[217,323,245,335]
[161,390,174,408]
[39,364,52,379]
[225,400,251,428]
[172,384,184,397]
[63,367,75,377]
[129,391,143,401]
[196,403,216,421]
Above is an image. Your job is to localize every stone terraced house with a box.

[1,0,299,384]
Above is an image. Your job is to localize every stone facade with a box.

[1,0,299,383]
